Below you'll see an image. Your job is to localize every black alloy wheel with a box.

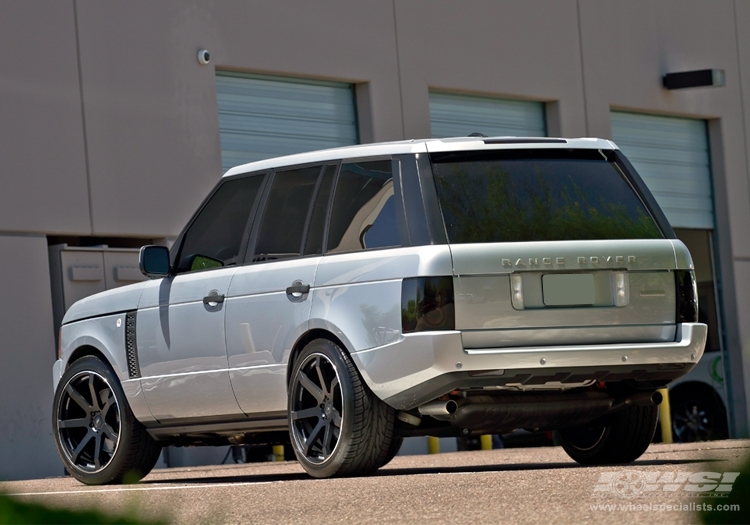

[56,369,121,473]
[290,352,344,464]
[288,339,397,478]
[53,356,161,485]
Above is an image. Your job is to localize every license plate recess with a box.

[542,273,595,306]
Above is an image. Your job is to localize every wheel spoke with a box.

[298,371,324,403]
[322,421,333,455]
[71,430,94,463]
[66,384,92,412]
[100,395,116,418]
[88,375,101,411]
[329,375,339,396]
[58,417,89,429]
[303,419,325,456]
[103,424,118,442]
[93,432,103,469]
[315,356,328,396]
[292,407,322,421]
[330,408,342,427]
[98,388,112,410]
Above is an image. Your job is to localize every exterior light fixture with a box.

[662,69,725,90]
[510,274,525,310]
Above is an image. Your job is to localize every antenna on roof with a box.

[468,132,488,137]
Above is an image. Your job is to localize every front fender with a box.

[60,313,130,382]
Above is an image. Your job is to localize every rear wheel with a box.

[379,436,403,468]
[555,404,658,465]
[288,339,396,478]
[52,356,161,485]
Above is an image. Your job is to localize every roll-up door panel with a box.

[611,112,713,229]
[430,92,546,138]
[216,72,358,171]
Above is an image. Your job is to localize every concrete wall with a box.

[0,235,60,480]
[0,0,748,479]
[0,1,89,235]
[394,0,587,139]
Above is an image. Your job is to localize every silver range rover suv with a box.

[52,137,706,484]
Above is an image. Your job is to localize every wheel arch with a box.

[67,345,110,370]
[286,328,350,387]
[60,314,133,383]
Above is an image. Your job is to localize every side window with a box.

[178,174,264,272]
[253,166,322,262]
[303,164,336,256]
[327,160,401,254]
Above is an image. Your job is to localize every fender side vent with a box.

[125,311,140,378]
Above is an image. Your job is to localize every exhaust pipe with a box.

[625,390,662,406]
[418,400,458,420]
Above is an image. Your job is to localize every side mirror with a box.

[139,245,171,278]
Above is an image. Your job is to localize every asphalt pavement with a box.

[2,440,748,524]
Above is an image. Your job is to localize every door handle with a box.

[203,293,225,305]
[286,283,311,295]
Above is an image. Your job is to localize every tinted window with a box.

[431,150,662,243]
[179,174,264,271]
[304,164,336,256]
[327,160,401,254]
[254,166,322,261]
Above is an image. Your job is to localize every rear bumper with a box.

[350,323,707,410]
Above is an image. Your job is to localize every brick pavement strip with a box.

[1,440,748,524]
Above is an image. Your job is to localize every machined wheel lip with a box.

[290,352,344,466]
[56,370,122,475]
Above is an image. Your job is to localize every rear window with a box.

[431,149,662,243]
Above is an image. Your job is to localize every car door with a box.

[226,164,334,417]
[137,172,266,421]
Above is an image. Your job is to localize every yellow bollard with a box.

[273,445,285,462]
[428,436,440,454]
[658,388,673,444]
[480,434,493,450]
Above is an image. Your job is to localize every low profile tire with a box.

[379,436,403,468]
[288,339,396,478]
[555,404,658,465]
[52,356,161,485]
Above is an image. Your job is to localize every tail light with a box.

[401,277,455,333]
[675,270,698,323]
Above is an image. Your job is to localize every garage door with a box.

[216,72,358,172]
[611,112,713,229]
[429,92,546,139]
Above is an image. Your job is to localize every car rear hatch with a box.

[427,145,686,349]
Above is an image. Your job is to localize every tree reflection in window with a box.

[433,156,662,244]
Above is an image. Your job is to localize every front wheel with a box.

[52,356,161,485]
[288,339,396,478]
[555,404,658,465]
